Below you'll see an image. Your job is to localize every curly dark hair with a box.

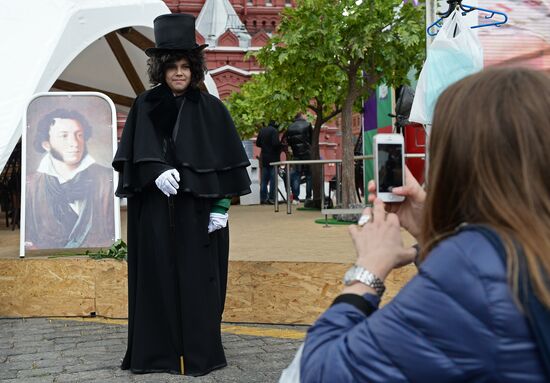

[34,109,92,153]
[147,50,206,89]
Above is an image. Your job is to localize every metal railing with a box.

[269,153,425,214]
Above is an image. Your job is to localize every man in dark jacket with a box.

[285,113,312,203]
[255,121,281,204]
[112,14,251,377]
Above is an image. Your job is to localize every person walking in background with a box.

[113,14,251,377]
[298,67,550,382]
[256,120,281,204]
[285,113,312,205]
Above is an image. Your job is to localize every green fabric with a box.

[211,198,231,214]
[376,85,393,129]
[363,129,377,187]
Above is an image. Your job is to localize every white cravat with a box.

[36,153,96,215]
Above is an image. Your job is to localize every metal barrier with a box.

[270,153,425,214]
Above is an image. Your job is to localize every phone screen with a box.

[377,143,403,193]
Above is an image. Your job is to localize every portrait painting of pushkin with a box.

[21,93,119,255]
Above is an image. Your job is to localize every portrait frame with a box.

[20,92,121,258]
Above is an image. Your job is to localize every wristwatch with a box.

[343,265,386,297]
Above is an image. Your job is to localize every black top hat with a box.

[145,13,208,57]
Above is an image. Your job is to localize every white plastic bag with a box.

[279,343,304,383]
[409,10,483,125]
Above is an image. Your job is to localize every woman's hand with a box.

[348,199,417,282]
[367,166,426,243]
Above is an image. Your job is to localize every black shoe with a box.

[260,200,274,205]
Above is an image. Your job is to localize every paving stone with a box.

[60,346,108,357]
[17,365,64,378]
[8,351,62,362]
[53,369,117,383]
[223,338,265,349]
[64,360,119,373]
[1,376,55,383]
[53,343,77,351]
[0,341,14,349]
[1,360,36,371]
[262,342,303,353]
[262,336,304,344]
[5,347,55,358]
[0,369,18,380]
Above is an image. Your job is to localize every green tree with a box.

[278,0,425,206]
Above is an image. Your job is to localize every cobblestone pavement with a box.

[0,318,305,383]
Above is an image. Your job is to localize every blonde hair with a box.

[421,67,550,307]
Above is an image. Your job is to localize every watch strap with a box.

[344,265,386,297]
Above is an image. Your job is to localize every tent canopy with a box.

[0,0,219,173]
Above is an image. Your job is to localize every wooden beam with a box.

[52,80,135,107]
[104,32,146,95]
[117,27,154,51]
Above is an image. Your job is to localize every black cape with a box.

[113,85,251,376]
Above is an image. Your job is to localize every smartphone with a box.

[373,133,405,203]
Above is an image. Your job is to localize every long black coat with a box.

[113,84,250,376]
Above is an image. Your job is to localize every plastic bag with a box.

[409,10,483,125]
[279,343,304,383]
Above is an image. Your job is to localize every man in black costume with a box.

[26,109,114,249]
[112,14,251,376]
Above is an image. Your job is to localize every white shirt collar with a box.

[36,153,96,184]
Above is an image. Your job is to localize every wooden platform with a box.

[0,205,417,324]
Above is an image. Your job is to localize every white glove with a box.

[208,212,228,233]
[155,169,180,197]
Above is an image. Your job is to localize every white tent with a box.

[196,0,252,48]
[0,0,219,173]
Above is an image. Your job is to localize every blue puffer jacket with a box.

[301,230,546,382]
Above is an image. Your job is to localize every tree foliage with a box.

[226,72,295,139]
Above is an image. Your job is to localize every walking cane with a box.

[168,195,186,374]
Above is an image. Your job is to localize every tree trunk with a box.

[341,95,357,207]
[310,119,323,207]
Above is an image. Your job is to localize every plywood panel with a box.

[224,261,417,324]
[0,258,96,317]
[0,259,417,324]
[224,261,347,324]
[95,260,128,318]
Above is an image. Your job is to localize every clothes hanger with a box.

[426,0,508,36]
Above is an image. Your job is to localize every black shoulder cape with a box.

[113,84,251,198]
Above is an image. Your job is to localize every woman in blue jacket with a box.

[300,67,550,382]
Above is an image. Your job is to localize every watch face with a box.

[343,266,357,286]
